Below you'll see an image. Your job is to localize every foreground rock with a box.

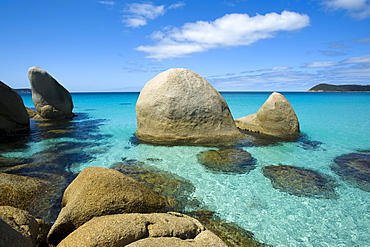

[0,206,45,247]
[48,167,175,246]
[331,150,370,192]
[197,148,256,174]
[0,81,30,134]
[136,68,245,146]
[263,165,339,199]
[57,212,227,247]
[28,67,73,120]
[235,92,299,138]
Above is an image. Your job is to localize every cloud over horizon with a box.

[207,54,370,91]
[136,11,310,60]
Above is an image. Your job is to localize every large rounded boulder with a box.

[28,67,73,120]
[47,167,175,246]
[135,68,245,146]
[0,81,30,134]
[235,92,299,138]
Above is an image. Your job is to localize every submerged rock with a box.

[263,165,339,199]
[197,148,256,174]
[0,81,30,134]
[235,92,299,138]
[28,67,73,120]
[112,159,198,210]
[331,151,370,192]
[58,212,227,247]
[47,167,176,246]
[188,210,271,247]
[0,169,74,223]
[136,68,245,146]
[0,173,46,210]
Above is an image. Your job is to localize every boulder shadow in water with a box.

[263,164,339,199]
[331,150,370,192]
[0,112,112,223]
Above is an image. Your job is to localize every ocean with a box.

[3,92,370,246]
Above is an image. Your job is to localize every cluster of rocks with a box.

[136,69,300,146]
[1,167,230,246]
[0,67,73,134]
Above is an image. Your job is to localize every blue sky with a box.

[1,0,369,91]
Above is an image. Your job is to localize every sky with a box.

[1,0,369,92]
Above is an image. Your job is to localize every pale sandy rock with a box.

[136,68,245,146]
[235,92,299,138]
[47,167,174,246]
[0,81,30,133]
[28,67,73,120]
[57,212,226,247]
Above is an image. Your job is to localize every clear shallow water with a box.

[7,92,370,246]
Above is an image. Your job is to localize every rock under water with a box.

[197,148,256,174]
[331,151,370,192]
[263,164,339,199]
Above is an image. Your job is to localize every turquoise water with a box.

[7,92,370,246]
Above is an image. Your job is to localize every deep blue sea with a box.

[7,92,370,246]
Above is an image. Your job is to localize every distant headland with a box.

[308,83,370,92]
[14,88,32,93]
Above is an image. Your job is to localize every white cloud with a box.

[304,61,338,68]
[341,54,370,63]
[98,1,115,6]
[136,11,310,60]
[168,2,185,10]
[122,2,184,28]
[321,0,370,19]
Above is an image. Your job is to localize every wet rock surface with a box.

[197,148,256,174]
[331,150,370,192]
[263,164,339,199]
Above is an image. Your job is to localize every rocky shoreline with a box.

[3,67,369,246]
